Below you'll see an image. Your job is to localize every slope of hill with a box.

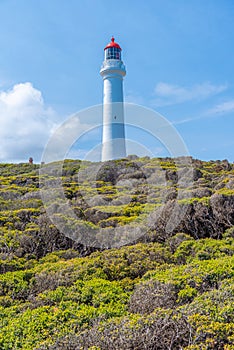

[0,157,233,349]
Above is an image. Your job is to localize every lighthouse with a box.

[100,37,126,161]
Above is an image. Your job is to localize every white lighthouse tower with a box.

[100,37,126,161]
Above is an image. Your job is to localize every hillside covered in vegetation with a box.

[0,157,233,349]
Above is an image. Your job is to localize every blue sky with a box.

[0,0,233,162]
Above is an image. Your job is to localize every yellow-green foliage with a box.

[0,238,233,349]
[0,158,233,349]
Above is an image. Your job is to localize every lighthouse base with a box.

[101,138,126,162]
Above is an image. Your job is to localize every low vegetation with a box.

[0,157,233,349]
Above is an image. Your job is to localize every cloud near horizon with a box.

[153,81,227,107]
[0,82,57,162]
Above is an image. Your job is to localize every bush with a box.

[40,310,192,350]
[128,280,177,314]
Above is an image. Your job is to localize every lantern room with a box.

[104,37,122,60]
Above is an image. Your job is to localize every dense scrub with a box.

[0,157,233,349]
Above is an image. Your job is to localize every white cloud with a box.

[172,99,234,126]
[0,82,57,162]
[125,91,145,105]
[153,82,227,107]
[172,116,196,125]
[207,100,234,115]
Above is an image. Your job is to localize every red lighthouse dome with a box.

[104,37,122,60]
[104,37,122,51]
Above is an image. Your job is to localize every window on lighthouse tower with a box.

[105,47,121,60]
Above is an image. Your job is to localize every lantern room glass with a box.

[105,47,121,60]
